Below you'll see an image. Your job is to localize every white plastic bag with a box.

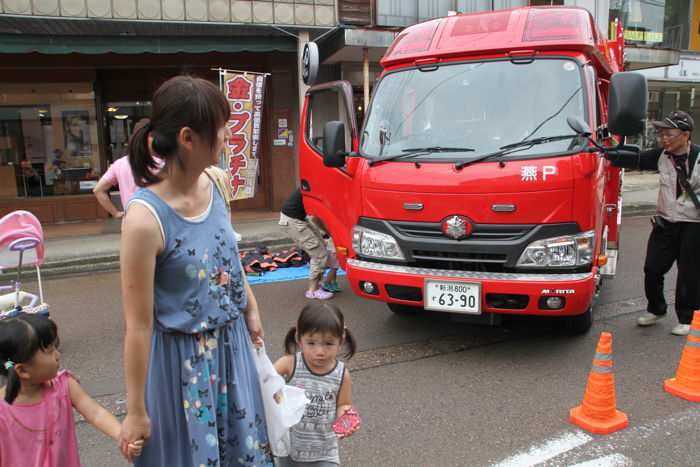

[252,344,309,457]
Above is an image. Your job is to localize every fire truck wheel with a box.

[558,306,593,335]
[387,303,423,315]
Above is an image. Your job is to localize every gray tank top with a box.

[288,352,345,464]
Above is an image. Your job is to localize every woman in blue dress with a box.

[118,76,271,466]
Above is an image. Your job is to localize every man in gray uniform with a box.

[607,110,699,336]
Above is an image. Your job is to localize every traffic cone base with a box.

[664,379,700,402]
[569,406,628,435]
[569,332,627,435]
[664,310,700,403]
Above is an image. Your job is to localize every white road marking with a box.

[491,431,592,467]
[492,407,700,466]
[569,453,632,467]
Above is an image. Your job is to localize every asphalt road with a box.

[37,215,698,466]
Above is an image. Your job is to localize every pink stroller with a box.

[0,210,49,319]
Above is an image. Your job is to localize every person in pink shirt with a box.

[0,314,143,466]
[94,119,157,218]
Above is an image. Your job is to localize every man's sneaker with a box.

[671,324,691,336]
[637,312,664,327]
[322,281,341,293]
[305,288,333,300]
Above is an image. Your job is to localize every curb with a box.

[621,204,656,218]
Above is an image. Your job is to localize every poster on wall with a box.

[220,70,268,200]
[61,110,92,166]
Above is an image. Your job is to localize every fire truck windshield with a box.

[361,58,587,162]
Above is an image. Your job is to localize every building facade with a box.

[0,0,335,222]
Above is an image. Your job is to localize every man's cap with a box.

[652,110,694,131]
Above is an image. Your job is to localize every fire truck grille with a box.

[410,250,508,272]
[390,221,534,241]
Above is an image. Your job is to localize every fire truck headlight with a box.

[517,230,595,268]
[352,226,406,261]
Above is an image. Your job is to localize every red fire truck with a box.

[299,7,647,333]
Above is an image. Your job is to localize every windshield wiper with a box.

[499,134,579,151]
[369,146,475,166]
[455,134,578,170]
[401,146,475,153]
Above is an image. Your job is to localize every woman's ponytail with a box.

[128,119,159,187]
[283,327,298,355]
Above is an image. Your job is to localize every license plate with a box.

[424,280,481,314]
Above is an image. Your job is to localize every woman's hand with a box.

[245,308,264,348]
[119,414,151,463]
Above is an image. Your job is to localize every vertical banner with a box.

[222,71,267,200]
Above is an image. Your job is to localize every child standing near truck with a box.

[274,302,360,466]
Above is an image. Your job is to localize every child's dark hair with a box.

[0,314,59,404]
[284,302,356,359]
[129,75,230,186]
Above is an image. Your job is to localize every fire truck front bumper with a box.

[346,259,596,316]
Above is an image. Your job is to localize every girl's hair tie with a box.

[4,360,14,370]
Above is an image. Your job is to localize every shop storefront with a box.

[614,0,700,148]
[636,56,700,148]
[0,47,300,223]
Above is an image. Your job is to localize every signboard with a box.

[610,22,662,43]
[691,1,700,52]
[222,71,267,200]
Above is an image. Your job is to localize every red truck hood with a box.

[362,158,576,224]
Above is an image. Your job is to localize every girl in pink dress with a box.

[0,314,142,466]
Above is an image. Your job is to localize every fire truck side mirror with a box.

[566,116,592,137]
[323,121,347,168]
[607,72,648,137]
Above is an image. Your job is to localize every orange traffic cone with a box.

[664,310,700,402]
[569,332,628,434]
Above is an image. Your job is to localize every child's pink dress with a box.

[0,370,81,467]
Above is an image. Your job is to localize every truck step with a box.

[600,249,618,277]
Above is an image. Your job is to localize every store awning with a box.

[624,46,681,71]
[0,34,296,54]
[319,28,396,64]
[0,16,304,54]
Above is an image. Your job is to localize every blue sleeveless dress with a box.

[129,183,271,467]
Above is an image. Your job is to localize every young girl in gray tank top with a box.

[274,303,360,466]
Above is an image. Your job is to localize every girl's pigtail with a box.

[4,364,21,404]
[128,121,159,187]
[342,328,357,360]
[284,327,298,355]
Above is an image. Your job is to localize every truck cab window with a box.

[306,89,352,155]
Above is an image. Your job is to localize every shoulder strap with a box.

[204,166,233,209]
[671,153,700,209]
[690,144,699,173]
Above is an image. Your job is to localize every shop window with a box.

[609,0,692,50]
[105,101,152,163]
[0,83,100,198]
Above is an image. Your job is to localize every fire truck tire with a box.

[387,303,423,315]
[558,306,593,335]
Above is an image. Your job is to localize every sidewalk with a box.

[26,210,288,278]
[1,171,659,278]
